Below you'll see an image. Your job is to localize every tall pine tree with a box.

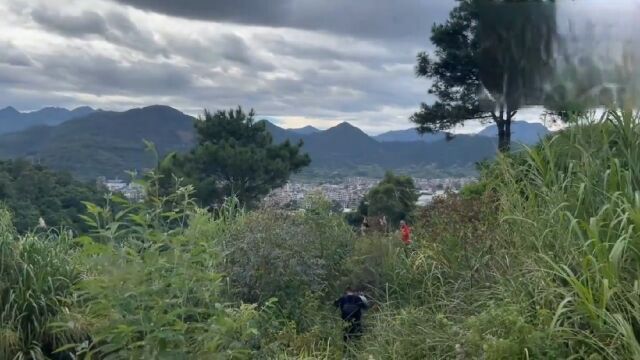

[412,0,557,151]
[162,107,310,207]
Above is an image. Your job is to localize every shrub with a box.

[221,195,354,321]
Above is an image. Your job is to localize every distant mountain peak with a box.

[326,122,367,134]
[0,105,97,134]
[289,125,320,135]
[40,106,66,110]
[0,106,19,114]
[72,106,94,112]
[138,104,179,111]
[125,105,186,117]
[334,121,356,128]
[299,125,319,130]
[374,127,447,143]
[477,121,550,145]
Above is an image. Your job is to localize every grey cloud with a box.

[164,32,276,72]
[43,54,194,95]
[3,0,444,132]
[113,0,453,40]
[28,5,279,70]
[0,44,191,98]
[0,86,79,110]
[30,6,167,56]
[0,42,34,67]
[102,11,169,56]
[31,7,108,36]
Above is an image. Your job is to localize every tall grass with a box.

[0,209,88,360]
[4,110,640,358]
[493,110,640,358]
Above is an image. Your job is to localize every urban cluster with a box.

[96,177,146,201]
[263,177,476,211]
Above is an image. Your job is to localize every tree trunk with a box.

[504,119,511,151]
[497,121,509,152]
[492,107,513,153]
[497,111,514,152]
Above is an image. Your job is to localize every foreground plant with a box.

[0,208,88,360]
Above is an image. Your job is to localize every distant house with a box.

[104,179,127,192]
[417,190,447,206]
[97,177,145,202]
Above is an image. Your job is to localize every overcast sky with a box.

[0,0,637,134]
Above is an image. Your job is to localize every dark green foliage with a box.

[162,107,310,207]
[70,176,265,358]
[412,0,557,151]
[0,159,102,233]
[365,172,418,226]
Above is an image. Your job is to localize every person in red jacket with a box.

[400,220,412,245]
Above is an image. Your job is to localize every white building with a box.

[98,178,145,202]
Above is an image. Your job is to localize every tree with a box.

[544,18,640,121]
[0,159,103,233]
[365,172,418,227]
[162,107,310,207]
[412,0,557,152]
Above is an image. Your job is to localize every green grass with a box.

[3,109,640,358]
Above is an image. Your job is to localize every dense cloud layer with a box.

[113,0,453,40]
[3,0,637,134]
[0,0,451,133]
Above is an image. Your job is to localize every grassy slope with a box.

[3,110,640,359]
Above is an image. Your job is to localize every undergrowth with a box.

[2,110,640,358]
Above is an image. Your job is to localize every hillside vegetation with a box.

[0,159,102,233]
[2,110,639,359]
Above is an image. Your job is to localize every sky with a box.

[0,0,637,135]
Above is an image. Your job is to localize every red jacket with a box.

[400,224,412,245]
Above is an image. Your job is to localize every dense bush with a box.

[221,206,354,311]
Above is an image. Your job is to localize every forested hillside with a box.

[0,105,195,178]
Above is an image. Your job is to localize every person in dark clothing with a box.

[334,288,369,341]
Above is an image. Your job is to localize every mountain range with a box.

[288,125,320,135]
[374,121,550,145]
[0,106,96,134]
[0,105,549,179]
[0,106,194,179]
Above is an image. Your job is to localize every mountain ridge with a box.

[375,121,550,145]
[288,125,320,135]
[0,105,506,179]
[0,105,97,134]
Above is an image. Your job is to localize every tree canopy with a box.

[364,172,418,227]
[0,159,102,233]
[412,0,557,151]
[162,107,310,207]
